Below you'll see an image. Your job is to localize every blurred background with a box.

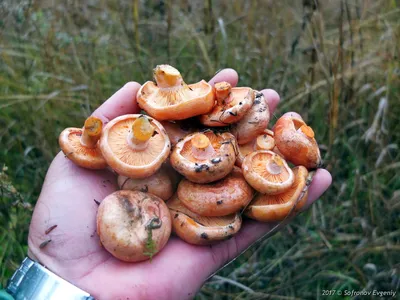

[0,0,399,298]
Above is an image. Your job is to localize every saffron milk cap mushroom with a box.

[232,91,270,144]
[199,81,254,126]
[236,129,275,167]
[137,65,214,120]
[100,114,170,178]
[97,190,171,262]
[245,166,310,222]
[118,164,178,201]
[177,166,254,217]
[59,116,107,169]
[274,113,322,169]
[167,194,241,245]
[242,150,294,194]
[160,120,195,147]
[170,130,236,183]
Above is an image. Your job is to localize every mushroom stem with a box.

[80,116,103,148]
[256,134,275,151]
[191,133,215,160]
[266,155,284,175]
[215,81,232,105]
[298,125,315,138]
[128,116,155,151]
[153,65,184,88]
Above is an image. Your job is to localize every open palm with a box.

[28,69,332,299]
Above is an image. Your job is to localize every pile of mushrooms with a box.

[59,65,322,262]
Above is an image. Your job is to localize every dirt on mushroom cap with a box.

[177,167,254,217]
[245,166,309,222]
[97,190,172,262]
[59,127,107,169]
[167,194,241,245]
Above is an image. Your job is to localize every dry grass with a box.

[1,0,399,298]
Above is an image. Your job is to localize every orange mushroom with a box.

[232,91,270,144]
[97,190,171,262]
[274,114,321,169]
[160,120,196,147]
[167,194,242,245]
[177,167,254,217]
[242,150,294,194]
[170,130,236,183]
[100,114,171,178]
[236,129,275,167]
[137,65,214,120]
[245,166,310,222]
[59,116,107,169]
[199,82,255,126]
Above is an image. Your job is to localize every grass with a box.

[1,0,399,298]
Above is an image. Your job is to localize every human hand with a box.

[28,69,332,299]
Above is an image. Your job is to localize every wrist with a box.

[6,256,95,300]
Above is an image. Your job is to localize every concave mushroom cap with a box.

[59,116,107,169]
[137,65,214,121]
[236,129,275,168]
[242,150,294,194]
[167,194,241,245]
[274,114,321,169]
[245,166,310,222]
[199,82,255,127]
[160,120,196,147]
[177,166,254,217]
[232,91,270,144]
[96,190,172,262]
[118,164,178,201]
[100,114,171,178]
[170,130,236,183]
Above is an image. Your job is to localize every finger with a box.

[92,82,141,123]
[208,68,239,87]
[301,168,332,211]
[204,169,331,271]
[260,89,280,114]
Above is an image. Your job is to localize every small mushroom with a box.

[199,82,255,126]
[167,194,241,245]
[59,116,107,169]
[170,131,236,183]
[242,150,294,194]
[100,114,171,178]
[97,190,172,262]
[231,91,270,145]
[160,120,195,147]
[273,114,322,169]
[118,164,178,201]
[137,65,214,120]
[236,129,275,167]
[245,166,309,222]
[177,167,254,217]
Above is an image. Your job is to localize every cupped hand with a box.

[28,69,332,299]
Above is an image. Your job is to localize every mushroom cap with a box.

[167,194,242,245]
[160,120,196,147]
[170,130,236,183]
[242,150,294,194]
[96,190,172,262]
[177,166,254,217]
[232,91,270,144]
[118,164,178,201]
[199,86,255,126]
[99,114,171,178]
[137,79,214,121]
[245,166,309,222]
[274,115,321,169]
[236,129,275,168]
[59,127,107,169]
